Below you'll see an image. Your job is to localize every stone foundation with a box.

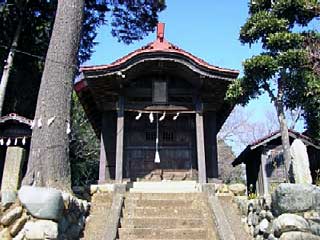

[0,186,89,240]
[234,183,320,240]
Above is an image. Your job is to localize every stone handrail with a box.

[105,194,124,240]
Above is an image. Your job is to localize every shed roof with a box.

[232,129,320,166]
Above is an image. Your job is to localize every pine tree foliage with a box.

[227,0,320,141]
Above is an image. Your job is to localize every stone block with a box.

[18,186,64,221]
[24,220,58,240]
[279,231,320,240]
[0,228,11,240]
[10,215,28,237]
[0,206,23,226]
[308,219,320,236]
[272,183,314,216]
[1,147,26,192]
[229,183,246,196]
[1,191,17,205]
[273,213,310,237]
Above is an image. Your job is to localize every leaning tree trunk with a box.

[275,81,291,182]
[22,0,85,191]
[0,17,23,116]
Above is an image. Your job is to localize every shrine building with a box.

[75,23,239,184]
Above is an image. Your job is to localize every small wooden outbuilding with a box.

[0,113,32,193]
[232,129,320,196]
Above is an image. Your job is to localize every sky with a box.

[85,1,316,154]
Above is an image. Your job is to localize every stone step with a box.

[130,181,201,193]
[118,228,208,239]
[126,192,205,201]
[118,239,207,240]
[123,208,203,218]
[91,193,113,202]
[90,203,112,211]
[120,217,204,229]
[124,199,200,208]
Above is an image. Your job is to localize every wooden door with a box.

[124,112,196,180]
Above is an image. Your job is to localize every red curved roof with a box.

[80,23,239,76]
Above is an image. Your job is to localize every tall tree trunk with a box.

[22,0,85,191]
[0,17,23,116]
[275,79,291,182]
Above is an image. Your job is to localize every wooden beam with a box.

[115,96,124,182]
[195,102,207,184]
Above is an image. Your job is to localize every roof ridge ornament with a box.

[157,22,165,42]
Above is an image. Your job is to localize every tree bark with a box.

[0,16,23,116]
[22,0,85,191]
[275,79,291,182]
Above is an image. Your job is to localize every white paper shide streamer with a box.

[173,112,180,120]
[135,112,142,120]
[6,138,11,146]
[159,111,166,121]
[149,112,154,123]
[154,113,160,163]
[66,122,71,135]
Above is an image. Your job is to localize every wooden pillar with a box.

[260,152,269,196]
[98,133,107,184]
[196,102,207,184]
[115,97,124,182]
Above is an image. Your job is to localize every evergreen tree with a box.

[227,0,320,176]
[21,0,165,190]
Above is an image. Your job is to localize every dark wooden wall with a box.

[204,111,218,178]
[245,150,262,193]
[101,111,117,179]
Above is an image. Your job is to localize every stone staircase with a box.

[118,192,218,239]
[83,192,113,239]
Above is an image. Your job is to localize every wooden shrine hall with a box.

[75,23,239,184]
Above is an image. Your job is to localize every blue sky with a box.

[86,1,316,152]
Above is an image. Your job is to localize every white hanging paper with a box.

[31,120,36,129]
[159,111,166,121]
[14,138,18,145]
[6,138,11,146]
[149,112,154,123]
[173,112,180,120]
[47,116,56,126]
[66,122,71,134]
[135,112,142,120]
[22,137,26,145]
[0,138,4,145]
[38,118,42,128]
